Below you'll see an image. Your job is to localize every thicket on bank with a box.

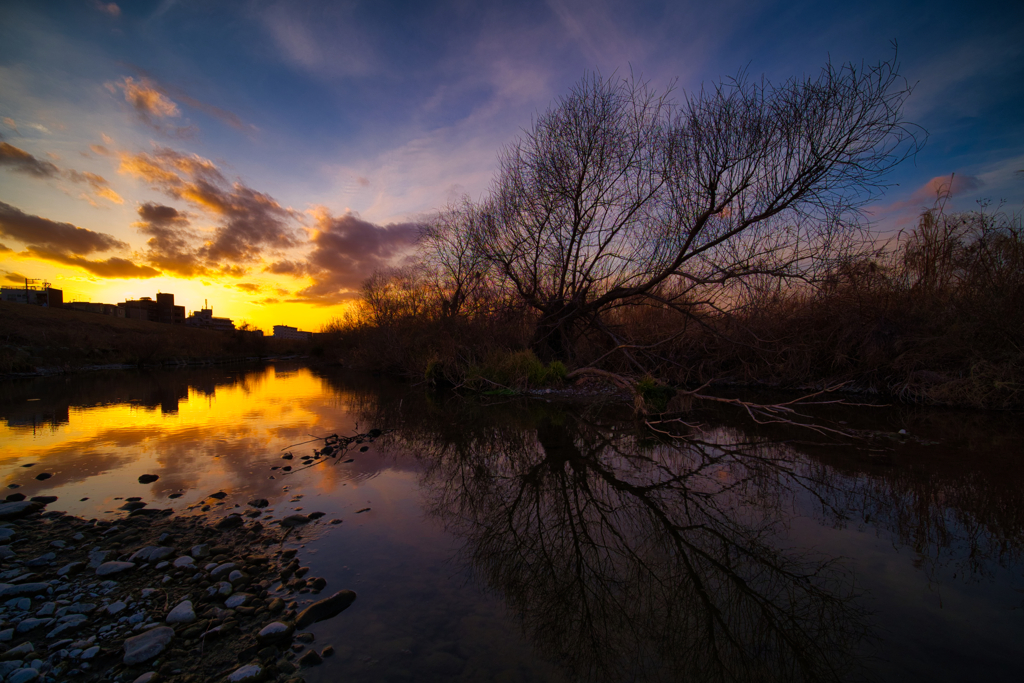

[318,57,1023,409]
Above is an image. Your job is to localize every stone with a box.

[7,669,39,683]
[294,590,357,628]
[280,515,309,528]
[15,618,51,634]
[0,547,15,560]
[209,491,228,500]
[4,642,34,658]
[322,645,334,657]
[298,649,322,667]
[248,499,269,509]
[191,544,210,558]
[132,673,158,683]
[216,515,244,530]
[0,502,43,521]
[80,645,100,659]
[0,662,22,678]
[107,601,127,615]
[138,474,159,484]
[34,602,54,617]
[47,613,88,638]
[256,621,294,646]
[172,556,194,568]
[129,547,175,563]
[166,600,195,624]
[57,562,85,577]
[0,583,49,599]
[228,664,263,682]
[96,561,135,577]
[211,562,237,578]
[30,495,57,504]
[307,512,325,520]
[87,550,109,568]
[225,593,250,609]
[0,527,15,539]
[123,626,174,665]
[34,473,51,481]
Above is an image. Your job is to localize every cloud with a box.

[65,170,124,204]
[2,118,17,133]
[263,259,308,276]
[0,201,157,278]
[234,282,262,293]
[109,77,197,138]
[0,201,126,254]
[291,208,421,304]
[132,202,212,278]
[24,248,160,279]
[0,142,60,178]
[3,271,25,282]
[90,144,112,156]
[120,146,301,264]
[93,1,121,17]
[0,244,12,254]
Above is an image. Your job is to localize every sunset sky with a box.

[1,0,1022,332]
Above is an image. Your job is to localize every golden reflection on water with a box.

[0,365,398,519]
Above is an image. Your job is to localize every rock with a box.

[30,496,58,505]
[96,561,135,577]
[256,621,294,646]
[191,544,210,558]
[228,664,263,682]
[8,668,39,683]
[34,473,51,481]
[120,501,147,511]
[132,673,159,683]
[15,618,51,634]
[5,494,25,502]
[307,512,325,520]
[211,562,237,578]
[328,519,342,525]
[280,515,309,528]
[3,642,34,658]
[107,600,127,615]
[0,527,14,539]
[209,491,228,500]
[294,590,357,628]
[0,662,22,678]
[206,581,233,599]
[0,583,49,598]
[47,613,88,638]
[267,598,285,614]
[248,499,269,509]
[123,626,174,665]
[57,561,84,577]
[225,593,251,608]
[129,547,175,563]
[87,550,109,568]
[216,515,244,530]
[0,547,16,560]
[294,632,314,643]
[0,502,43,521]
[298,649,322,667]
[322,645,335,657]
[35,602,54,617]
[172,556,194,568]
[138,474,159,484]
[80,645,100,659]
[309,577,327,591]
[166,600,195,624]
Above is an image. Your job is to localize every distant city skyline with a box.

[2,0,1022,331]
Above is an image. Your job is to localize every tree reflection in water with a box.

[383,398,870,683]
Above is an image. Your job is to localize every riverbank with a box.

[0,302,310,376]
[0,495,354,683]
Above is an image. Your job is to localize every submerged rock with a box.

[138,474,159,484]
[294,590,357,628]
[0,502,43,521]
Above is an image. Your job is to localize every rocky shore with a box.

[0,497,355,683]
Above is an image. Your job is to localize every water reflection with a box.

[370,399,864,682]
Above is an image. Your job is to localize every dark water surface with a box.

[1,363,1021,682]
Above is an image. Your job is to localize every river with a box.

[1,362,1021,682]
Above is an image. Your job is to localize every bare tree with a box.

[419,198,493,320]
[473,58,921,361]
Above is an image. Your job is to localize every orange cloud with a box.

[93,1,120,17]
[65,169,124,204]
[24,248,160,279]
[121,146,300,263]
[0,201,126,254]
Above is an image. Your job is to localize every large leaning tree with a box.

[465,57,921,362]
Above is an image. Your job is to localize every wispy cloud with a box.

[0,142,60,177]
[107,77,197,139]
[93,1,121,18]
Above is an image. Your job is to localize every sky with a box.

[1,0,1022,332]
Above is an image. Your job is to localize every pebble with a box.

[80,645,100,659]
[95,561,135,577]
[129,547,174,563]
[298,649,323,667]
[227,664,263,682]
[295,589,357,628]
[8,668,39,683]
[107,600,127,615]
[122,625,174,665]
[256,621,294,646]
[133,673,158,683]
[34,603,54,617]
[166,600,196,624]
[224,593,250,608]
[172,556,195,568]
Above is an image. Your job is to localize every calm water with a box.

[1,363,1022,682]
